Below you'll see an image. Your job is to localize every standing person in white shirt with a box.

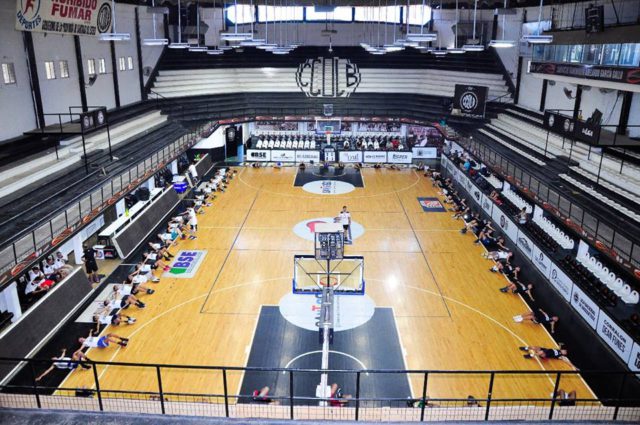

[186,207,198,240]
[188,160,198,184]
[338,206,352,242]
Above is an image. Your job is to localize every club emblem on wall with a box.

[295,57,361,98]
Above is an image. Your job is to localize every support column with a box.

[135,7,146,101]
[110,41,121,108]
[617,91,633,135]
[491,11,498,41]
[514,56,523,105]
[23,31,45,129]
[573,84,583,120]
[539,79,548,112]
[74,35,88,112]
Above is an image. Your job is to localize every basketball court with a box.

[57,165,593,404]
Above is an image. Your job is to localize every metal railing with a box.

[0,357,639,421]
[459,136,640,272]
[0,120,217,292]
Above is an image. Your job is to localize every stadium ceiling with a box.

[120,0,601,10]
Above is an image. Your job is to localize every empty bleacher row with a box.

[0,111,169,202]
[152,67,509,100]
[0,120,191,250]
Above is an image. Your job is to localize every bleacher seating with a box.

[561,255,620,308]
[477,129,546,166]
[532,214,575,250]
[576,252,638,305]
[502,187,533,213]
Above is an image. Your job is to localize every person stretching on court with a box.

[519,345,574,367]
[339,206,351,242]
[329,383,352,407]
[513,308,559,333]
[35,348,91,381]
[251,386,279,404]
[76,330,129,353]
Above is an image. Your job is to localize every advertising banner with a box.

[548,262,574,302]
[481,194,493,216]
[628,343,640,372]
[411,147,438,159]
[597,312,634,363]
[453,85,488,118]
[270,150,296,162]
[530,61,640,86]
[515,229,534,260]
[531,244,552,279]
[246,149,271,162]
[387,151,413,164]
[295,150,321,163]
[16,0,113,36]
[363,151,387,163]
[570,283,600,328]
[339,151,363,163]
[491,207,519,243]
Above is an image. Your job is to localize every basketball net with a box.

[325,131,331,144]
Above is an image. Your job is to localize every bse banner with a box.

[339,151,363,163]
[16,0,113,36]
[548,262,573,302]
[363,151,387,163]
[412,147,438,159]
[387,151,413,164]
[246,149,271,162]
[515,229,534,260]
[270,150,296,162]
[531,244,552,279]
[570,283,600,329]
[295,150,320,163]
[597,312,633,363]
[453,85,488,118]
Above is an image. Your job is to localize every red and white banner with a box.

[16,0,113,36]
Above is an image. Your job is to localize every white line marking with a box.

[282,350,368,370]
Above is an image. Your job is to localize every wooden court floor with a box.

[60,166,594,402]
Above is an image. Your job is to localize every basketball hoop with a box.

[319,276,339,287]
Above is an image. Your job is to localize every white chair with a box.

[310,141,316,149]
[267,139,274,149]
[255,140,263,149]
[292,140,298,149]
[616,283,631,297]
[303,141,310,149]
[606,272,616,286]
[286,140,292,149]
[623,290,639,304]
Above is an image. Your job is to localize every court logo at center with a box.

[293,217,365,242]
[302,180,355,195]
[279,292,375,331]
[163,250,207,278]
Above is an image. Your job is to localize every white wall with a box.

[517,59,543,111]
[115,5,142,106]
[138,6,166,87]
[32,32,81,126]
[81,36,116,109]
[0,0,37,141]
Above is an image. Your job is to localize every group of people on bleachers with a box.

[433,153,575,368]
[24,251,74,299]
[34,167,237,383]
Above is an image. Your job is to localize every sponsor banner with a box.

[530,61,640,86]
[387,151,413,164]
[543,111,600,145]
[453,84,488,118]
[363,151,387,163]
[531,244,552,279]
[411,147,438,159]
[628,343,640,372]
[470,182,482,205]
[16,0,113,36]
[574,119,601,145]
[339,151,363,163]
[491,207,519,243]
[246,149,271,162]
[570,284,600,329]
[597,312,634,363]
[302,181,356,195]
[270,150,296,162]
[417,197,446,212]
[295,150,320,163]
[515,229,534,260]
[481,194,493,216]
[163,250,207,279]
[548,262,574,302]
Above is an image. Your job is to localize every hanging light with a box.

[405,0,437,43]
[521,0,553,44]
[168,0,189,48]
[489,0,515,48]
[143,0,169,45]
[463,0,484,51]
[99,0,131,41]
[188,0,208,52]
[432,49,448,56]
[221,0,253,41]
[207,47,224,55]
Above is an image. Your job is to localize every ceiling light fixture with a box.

[521,0,553,44]
[489,0,515,48]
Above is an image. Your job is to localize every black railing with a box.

[1,357,639,421]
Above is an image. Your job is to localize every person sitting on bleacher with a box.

[515,207,529,225]
[24,275,54,297]
[53,251,75,278]
[42,257,62,282]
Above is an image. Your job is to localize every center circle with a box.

[293,217,365,242]
[302,180,355,195]
[279,292,376,332]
